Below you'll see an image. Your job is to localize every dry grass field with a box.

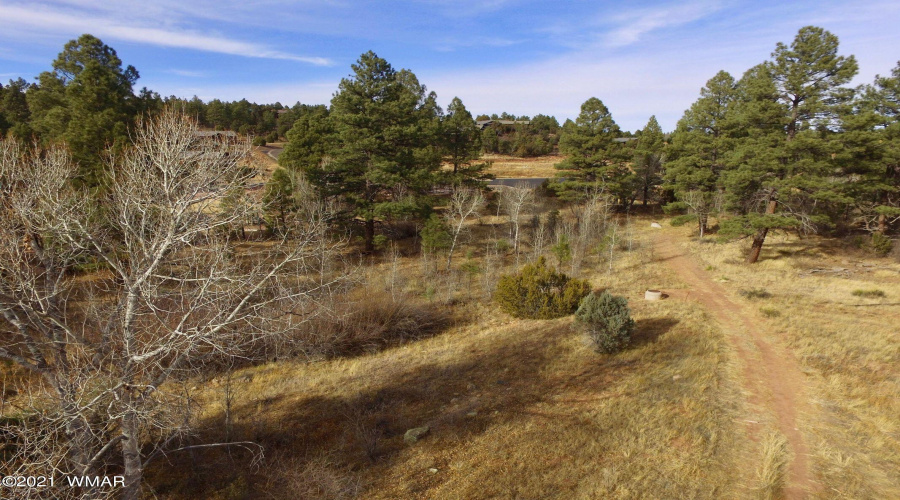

[141,214,900,499]
[483,154,562,178]
[144,220,755,499]
[8,192,896,498]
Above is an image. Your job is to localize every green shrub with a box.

[575,291,635,354]
[551,234,572,266]
[459,261,480,276]
[848,235,867,249]
[494,257,590,319]
[663,201,689,215]
[871,233,893,257]
[740,288,772,299]
[420,214,451,253]
[852,289,886,298]
[265,131,279,143]
[372,234,389,251]
[760,307,781,318]
[252,136,267,146]
[669,214,698,227]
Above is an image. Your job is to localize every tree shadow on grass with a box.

[145,321,642,498]
[632,317,679,347]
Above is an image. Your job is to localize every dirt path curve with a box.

[653,231,816,499]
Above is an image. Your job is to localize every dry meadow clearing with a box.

[8,155,895,498]
[143,217,778,499]
[482,154,562,178]
[139,214,900,499]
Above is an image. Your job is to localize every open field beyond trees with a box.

[481,154,562,179]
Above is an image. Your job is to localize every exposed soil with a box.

[653,231,816,499]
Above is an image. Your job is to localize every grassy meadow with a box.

[144,218,755,499]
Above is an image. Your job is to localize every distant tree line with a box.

[140,94,312,142]
[477,113,560,156]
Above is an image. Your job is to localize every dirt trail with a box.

[653,231,816,499]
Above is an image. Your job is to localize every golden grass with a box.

[755,432,790,500]
[146,222,747,499]
[483,154,563,178]
[676,224,900,499]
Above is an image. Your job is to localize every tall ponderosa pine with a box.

[633,115,665,205]
[319,51,442,252]
[441,97,490,187]
[722,26,858,263]
[666,71,738,236]
[555,97,633,203]
[27,34,138,185]
[847,62,900,234]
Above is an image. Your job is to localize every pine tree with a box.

[722,26,858,263]
[666,71,738,236]
[441,97,490,187]
[633,115,665,206]
[27,34,139,185]
[323,52,442,252]
[847,62,900,234]
[278,104,334,182]
[0,78,32,139]
[555,98,633,204]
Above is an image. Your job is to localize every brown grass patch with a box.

[483,154,562,178]
[145,222,745,499]
[755,432,790,500]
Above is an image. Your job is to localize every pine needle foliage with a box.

[575,291,635,354]
[494,257,590,319]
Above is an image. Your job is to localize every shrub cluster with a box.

[420,214,451,253]
[575,291,635,354]
[278,289,451,359]
[739,288,772,299]
[871,233,893,257]
[852,289,886,298]
[494,257,590,319]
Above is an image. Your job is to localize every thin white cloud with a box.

[166,69,206,78]
[432,35,521,52]
[601,1,724,48]
[0,3,333,65]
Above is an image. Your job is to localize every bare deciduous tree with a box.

[677,190,724,239]
[0,109,342,499]
[568,191,612,274]
[500,183,534,266]
[444,187,485,270]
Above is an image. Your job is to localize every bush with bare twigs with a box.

[292,289,451,358]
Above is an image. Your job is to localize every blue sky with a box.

[1,0,898,131]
